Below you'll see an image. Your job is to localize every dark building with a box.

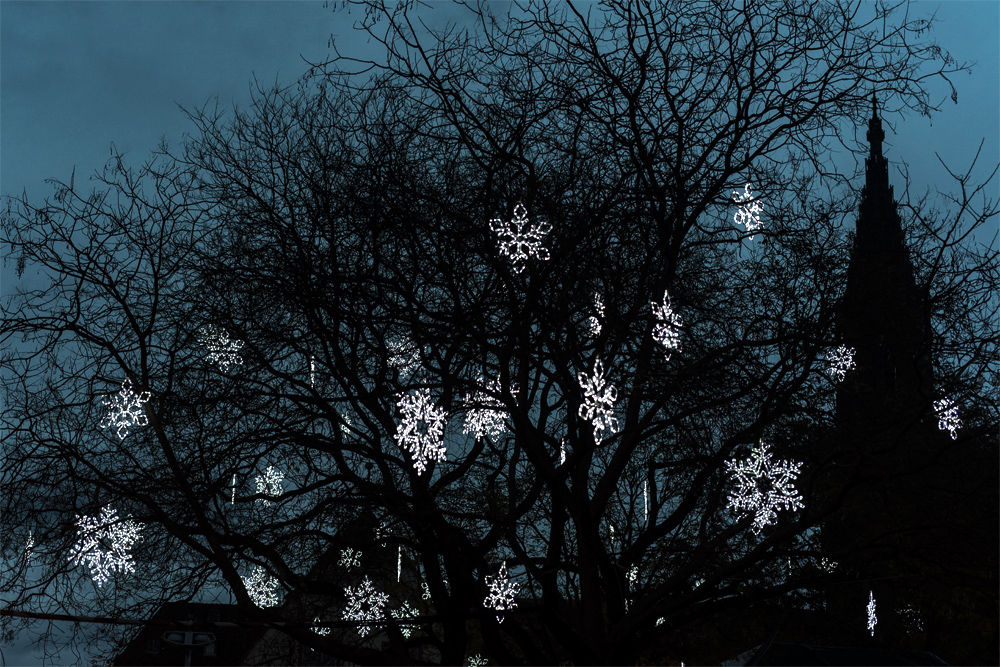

[823,95,998,664]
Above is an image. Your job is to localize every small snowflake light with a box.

[99,378,151,440]
[627,565,638,587]
[559,438,567,465]
[585,292,605,337]
[68,506,142,587]
[254,466,283,507]
[733,183,764,238]
[867,590,877,636]
[725,441,804,534]
[578,357,619,445]
[819,557,838,573]
[421,582,432,600]
[390,601,420,639]
[490,203,552,274]
[467,654,488,667]
[826,345,856,382]
[484,561,520,623]
[230,474,237,505]
[310,355,316,387]
[244,565,280,608]
[24,530,34,564]
[343,576,389,637]
[395,388,448,476]
[933,397,961,439]
[197,324,244,371]
[388,336,421,378]
[650,290,683,360]
[656,617,665,626]
[463,377,509,441]
[312,617,331,636]
[339,548,361,569]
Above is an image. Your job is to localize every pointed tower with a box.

[835,94,934,435]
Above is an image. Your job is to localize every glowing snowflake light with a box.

[586,292,605,337]
[867,590,877,636]
[484,561,520,623]
[390,601,420,639]
[650,290,683,360]
[725,441,804,534]
[99,378,151,440]
[933,397,961,439]
[67,505,142,587]
[395,388,448,476]
[244,565,280,608]
[388,336,421,378]
[343,576,389,637]
[578,357,619,445]
[628,565,638,587]
[339,548,361,569]
[421,582,431,600]
[559,438,566,465]
[490,203,552,274]
[463,377,509,441]
[24,530,34,564]
[733,183,764,238]
[826,345,856,382]
[467,655,487,667]
[254,466,284,507]
[197,324,244,371]
[231,474,236,505]
[312,617,331,636]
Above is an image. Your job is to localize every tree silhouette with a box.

[2,1,996,664]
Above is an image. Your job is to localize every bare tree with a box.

[2,1,995,664]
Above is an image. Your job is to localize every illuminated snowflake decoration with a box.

[310,355,316,387]
[254,466,283,507]
[24,530,35,564]
[390,601,420,639]
[656,617,665,626]
[490,203,552,274]
[244,565,280,608]
[643,479,650,525]
[230,474,237,505]
[99,378,151,440]
[375,521,390,548]
[483,562,520,623]
[578,357,619,445]
[867,590,877,636]
[819,557,838,573]
[197,324,244,371]
[467,655,488,667]
[585,292,605,337]
[650,290,683,360]
[67,505,142,587]
[395,388,448,476]
[312,617,331,636]
[933,397,961,439]
[725,442,804,534]
[343,576,389,637]
[339,548,362,569]
[733,183,764,238]
[899,603,924,635]
[421,582,432,600]
[388,336,421,378]
[826,345,856,382]
[559,438,567,465]
[463,377,509,441]
[627,565,639,587]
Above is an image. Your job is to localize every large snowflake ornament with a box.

[490,203,552,274]
[67,505,142,587]
[725,441,804,534]
[312,617,331,636]
[933,397,961,439]
[463,377,509,441]
[867,590,877,636]
[255,466,284,507]
[390,601,420,639]
[826,345,856,382]
[578,357,619,445]
[484,561,520,623]
[99,378,151,440]
[244,565,280,607]
[585,292,605,337]
[733,183,765,238]
[197,324,244,371]
[343,576,390,637]
[395,388,448,475]
[650,290,683,360]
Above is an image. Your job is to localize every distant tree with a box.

[2,1,995,665]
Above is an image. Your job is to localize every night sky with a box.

[0,1,998,664]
